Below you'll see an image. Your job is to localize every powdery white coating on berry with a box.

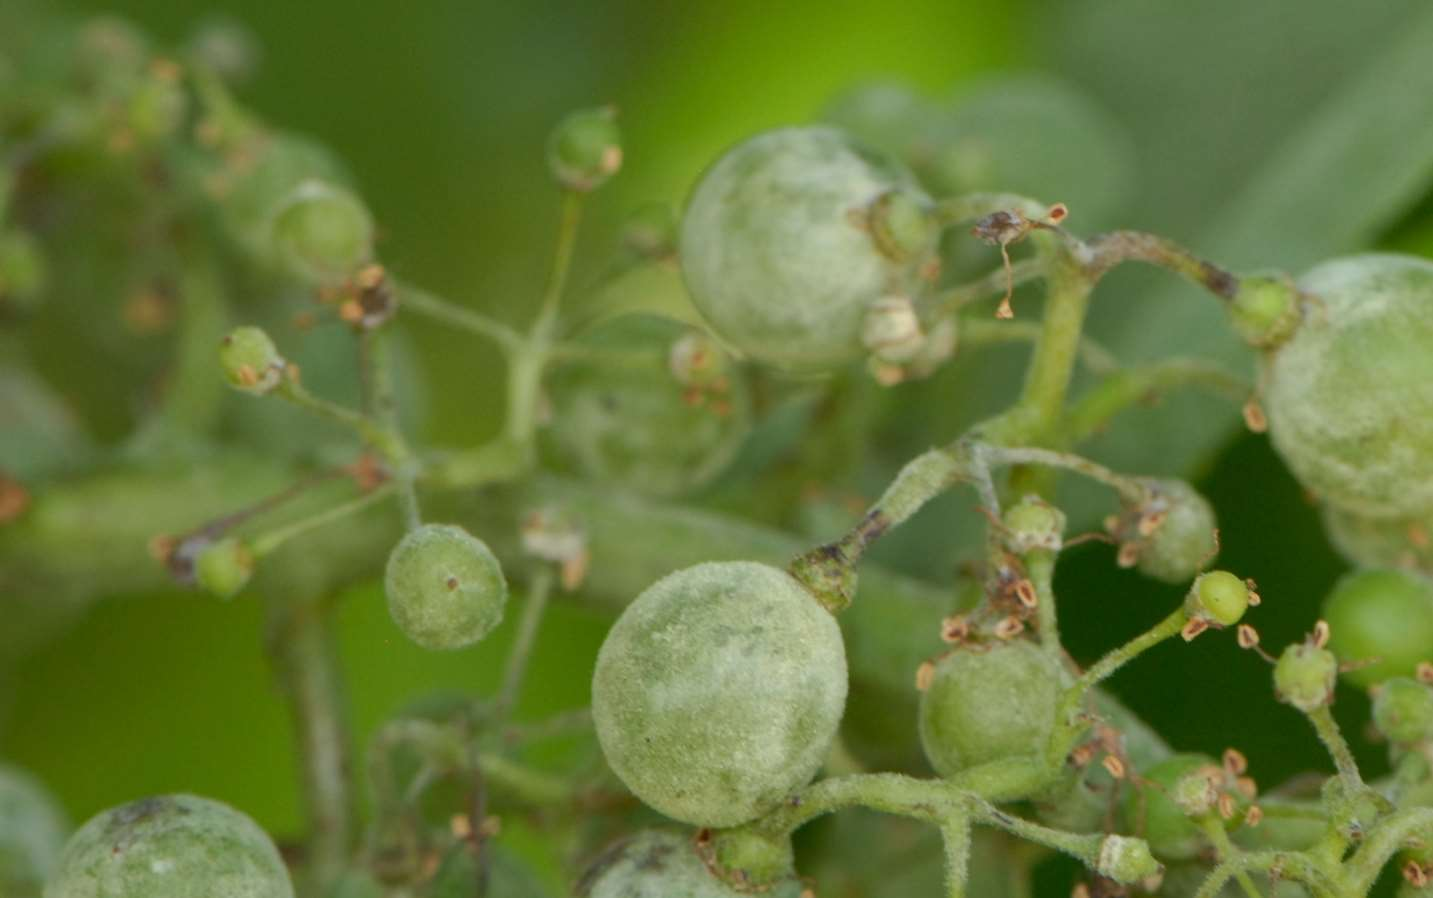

[577,830,803,898]
[591,561,848,827]
[1322,503,1433,577]
[680,127,934,372]
[0,763,69,896]
[384,524,507,651]
[1266,254,1433,517]
[44,794,293,898]
[918,639,1061,778]
[1136,479,1217,584]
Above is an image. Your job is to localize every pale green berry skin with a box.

[591,561,848,827]
[384,524,507,651]
[1323,568,1433,687]
[1096,834,1162,885]
[1274,643,1338,712]
[193,537,254,600]
[544,315,751,497]
[919,640,1061,778]
[1135,479,1218,584]
[819,81,934,164]
[219,326,284,395]
[577,830,802,898]
[1372,678,1433,745]
[0,763,69,898]
[1188,570,1248,626]
[1119,754,1216,862]
[547,107,621,192]
[1265,254,1433,518]
[45,794,293,898]
[1322,503,1433,577]
[269,180,374,283]
[680,126,936,372]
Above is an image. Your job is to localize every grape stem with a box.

[492,567,554,718]
[1061,358,1250,445]
[985,445,1146,504]
[1199,815,1265,898]
[1305,705,1365,791]
[250,483,395,557]
[394,280,523,352]
[960,317,1120,374]
[1085,230,1240,300]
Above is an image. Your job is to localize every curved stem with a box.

[1201,815,1265,898]
[251,483,395,557]
[1085,230,1240,299]
[1307,706,1365,791]
[960,317,1120,374]
[1343,805,1433,894]
[985,445,1145,504]
[395,281,522,352]
[1062,358,1249,445]
[493,568,553,717]
[534,189,584,337]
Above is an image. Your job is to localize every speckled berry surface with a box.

[44,794,293,898]
[1266,254,1433,517]
[577,830,802,898]
[679,127,934,372]
[918,639,1061,778]
[384,524,507,651]
[591,561,847,827]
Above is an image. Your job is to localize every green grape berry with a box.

[1096,834,1162,885]
[1372,678,1433,745]
[819,80,934,165]
[577,830,802,898]
[193,537,254,600]
[384,524,507,651]
[543,314,751,497]
[1228,271,1301,349]
[0,229,47,318]
[1322,568,1433,687]
[269,179,374,283]
[591,561,848,827]
[219,326,286,395]
[0,763,69,898]
[1119,754,1217,861]
[1274,642,1338,712]
[919,639,1062,777]
[680,126,938,372]
[1121,479,1218,584]
[1264,254,1433,517]
[1185,570,1249,627]
[1323,504,1433,577]
[45,794,293,898]
[1002,494,1065,555]
[547,106,622,192]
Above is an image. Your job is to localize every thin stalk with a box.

[941,816,972,898]
[933,258,1045,315]
[960,317,1120,374]
[534,189,584,337]
[251,483,395,557]
[365,329,420,529]
[1201,816,1265,898]
[494,568,554,716]
[1307,706,1364,790]
[1063,359,1250,445]
[1025,550,1061,657]
[1343,806,1433,894]
[986,445,1145,504]
[1086,230,1240,299]
[275,380,396,457]
[395,281,522,352]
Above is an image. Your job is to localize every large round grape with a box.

[1265,254,1433,517]
[45,794,293,898]
[591,562,847,827]
[577,830,803,898]
[680,127,936,372]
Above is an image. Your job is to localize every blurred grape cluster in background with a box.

[4,0,1433,894]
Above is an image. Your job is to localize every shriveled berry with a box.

[193,537,254,600]
[1123,479,1218,584]
[219,326,285,395]
[577,830,802,898]
[1322,568,1433,687]
[547,107,622,192]
[1264,254,1433,517]
[1274,642,1338,712]
[46,794,293,898]
[1372,678,1433,745]
[1186,570,1249,627]
[1119,754,1217,861]
[0,763,69,898]
[919,639,1062,777]
[591,561,847,827]
[680,127,937,372]
[384,524,507,651]
[1323,504,1433,578]
[269,179,374,284]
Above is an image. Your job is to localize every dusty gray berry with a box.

[384,524,507,651]
[577,830,802,898]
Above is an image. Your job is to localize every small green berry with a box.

[384,524,507,651]
[1096,834,1162,886]
[193,537,254,600]
[269,179,374,283]
[1264,254,1433,517]
[1322,568,1433,687]
[919,639,1062,777]
[1372,678,1433,745]
[680,126,937,372]
[0,763,69,898]
[1186,570,1249,627]
[0,229,47,318]
[1228,271,1300,349]
[620,202,677,259]
[577,830,802,898]
[1119,479,1218,584]
[1119,754,1218,861]
[46,794,293,898]
[1002,494,1065,555]
[547,107,622,192]
[591,561,848,827]
[1274,641,1338,712]
[219,326,285,395]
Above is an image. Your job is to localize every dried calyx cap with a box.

[1002,494,1065,555]
[1274,639,1338,712]
[547,106,622,192]
[219,326,285,395]
[868,187,937,263]
[1371,677,1433,745]
[1096,834,1162,885]
[194,536,255,600]
[1228,271,1300,349]
[1171,765,1221,817]
[862,295,924,364]
[1186,570,1250,627]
